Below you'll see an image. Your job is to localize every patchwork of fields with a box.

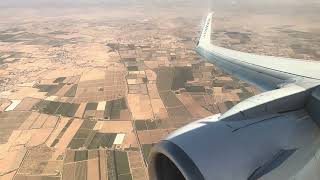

[1,0,318,179]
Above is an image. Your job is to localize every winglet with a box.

[198,12,214,46]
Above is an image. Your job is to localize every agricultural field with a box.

[0,0,319,179]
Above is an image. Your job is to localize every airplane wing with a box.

[149,13,320,180]
[196,13,320,91]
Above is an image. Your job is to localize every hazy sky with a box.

[0,0,318,19]
[0,0,317,7]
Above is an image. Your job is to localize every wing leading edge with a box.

[196,13,320,91]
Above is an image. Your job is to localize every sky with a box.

[0,0,318,19]
[0,0,315,8]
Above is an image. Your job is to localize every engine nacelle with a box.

[148,87,320,180]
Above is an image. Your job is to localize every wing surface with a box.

[196,13,320,91]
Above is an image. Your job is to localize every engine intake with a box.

[149,140,205,180]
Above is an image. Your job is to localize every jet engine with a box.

[148,86,320,180]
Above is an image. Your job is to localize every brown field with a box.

[55,84,73,97]
[39,79,57,85]
[0,111,31,144]
[62,163,75,180]
[18,145,54,175]
[145,70,157,81]
[75,161,87,180]
[137,129,169,144]
[0,130,21,157]
[27,128,54,147]
[98,150,107,180]
[119,110,132,121]
[18,112,40,130]
[42,116,59,128]
[52,118,83,160]
[83,110,96,119]
[95,110,104,119]
[8,87,46,100]
[98,121,133,134]
[127,94,154,120]
[46,117,69,147]
[147,84,160,99]
[144,61,163,69]
[74,70,127,103]
[11,131,32,147]
[30,114,49,129]
[14,98,41,111]
[0,99,11,112]
[128,84,148,94]
[74,102,87,118]
[150,99,168,120]
[88,150,99,160]
[177,92,213,119]
[128,151,148,180]
[87,159,100,180]
[42,160,64,175]
[0,170,16,180]
[0,147,27,175]
[0,115,54,149]
[122,132,139,149]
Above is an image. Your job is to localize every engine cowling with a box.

[148,86,320,180]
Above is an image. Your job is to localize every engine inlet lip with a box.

[148,140,205,180]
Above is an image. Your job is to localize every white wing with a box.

[196,13,320,91]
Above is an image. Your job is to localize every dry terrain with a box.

[0,0,319,179]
